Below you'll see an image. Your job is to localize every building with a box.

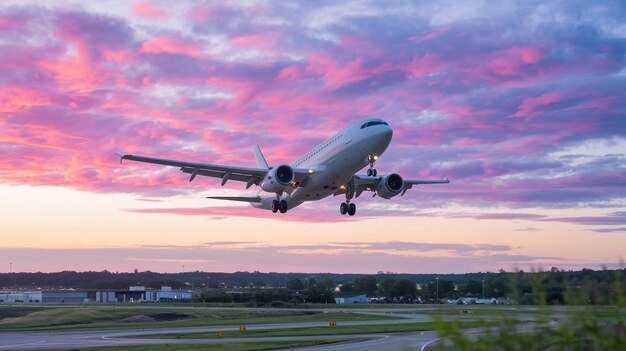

[95,291,116,303]
[0,291,39,303]
[335,294,368,304]
[155,286,192,302]
[93,286,193,303]
[42,291,88,303]
[1,290,88,303]
[0,287,193,304]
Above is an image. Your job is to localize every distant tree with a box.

[485,272,512,297]
[421,279,456,301]
[459,280,483,297]
[389,279,417,299]
[317,277,334,291]
[379,278,397,298]
[254,279,266,287]
[286,278,304,290]
[353,276,378,296]
[340,283,354,292]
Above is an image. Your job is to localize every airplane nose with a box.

[381,126,392,141]
[377,126,393,147]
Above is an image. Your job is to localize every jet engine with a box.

[260,165,294,192]
[376,173,404,199]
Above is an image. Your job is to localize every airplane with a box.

[120,118,449,216]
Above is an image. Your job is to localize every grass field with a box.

[0,305,400,331]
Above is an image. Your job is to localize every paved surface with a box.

[0,317,441,350]
[0,305,564,350]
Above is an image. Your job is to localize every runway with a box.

[0,318,441,351]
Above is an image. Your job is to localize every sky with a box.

[1,0,625,274]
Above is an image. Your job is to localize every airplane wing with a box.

[400,177,450,195]
[346,174,450,198]
[120,154,309,188]
[206,195,261,203]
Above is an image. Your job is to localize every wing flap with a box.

[180,167,259,184]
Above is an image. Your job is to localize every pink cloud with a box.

[407,55,442,79]
[408,24,451,44]
[0,13,25,29]
[231,33,277,53]
[512,91,565,118]
[125,206,363,223]
[0,87,50,112]
[488,47,544,76]
[0,3,623,220]
[140,36,204,58]
[132,2,167,19]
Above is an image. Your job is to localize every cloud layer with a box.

[0,1,625,229]
[0,241,566,274]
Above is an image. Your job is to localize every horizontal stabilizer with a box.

[207,195,261,203]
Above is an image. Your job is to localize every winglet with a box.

[116,153,125,164]
[444,175,450,183]
[253,145,269,170]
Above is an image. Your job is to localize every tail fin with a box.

[253,145,269,169]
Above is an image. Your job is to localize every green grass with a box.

[433,315,626,350]
[130,320,502,339]
[0,305,399,331]
[70,339,353,351]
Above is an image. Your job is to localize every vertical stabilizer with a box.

[253,145,269,169]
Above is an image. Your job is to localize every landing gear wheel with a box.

[271,200,279,213]
[348,203,356,216]
[279,199,288,213]
[340,202,348,215]
[372,169,377,176]
[367,169,372,176]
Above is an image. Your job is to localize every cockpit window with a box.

[360,121,389,129]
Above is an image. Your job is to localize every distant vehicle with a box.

[120,118,449,216]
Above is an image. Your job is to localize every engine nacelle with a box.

[376,173,404,199]
[260,165,294,192]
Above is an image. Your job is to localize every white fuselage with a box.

[252,118,393,210]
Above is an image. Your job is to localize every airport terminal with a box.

[0,286,192,304]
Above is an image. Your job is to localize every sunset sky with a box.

[1,1,625,274]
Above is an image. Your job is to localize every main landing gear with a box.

[366,154,378,177]
[339,202,356,216]
[271,198,288,214]
[339,179,356,216]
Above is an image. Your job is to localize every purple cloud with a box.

[589,228,626,233]
[0,1,623,225]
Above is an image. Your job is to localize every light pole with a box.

[482,279,485,299]
[9,262,12,274]
[436,277,439,304]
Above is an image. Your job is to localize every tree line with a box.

[1,268,623,305]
